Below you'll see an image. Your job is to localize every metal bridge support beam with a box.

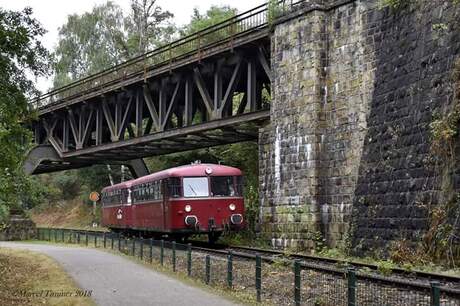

[125,159,149,178]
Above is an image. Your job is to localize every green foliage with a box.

[313,231,326,252]
[53,0,173,88]
[429,105,460,160]
[126,0,174,55]
[379,0,409,10]
[268,0,283,25]
[0,7,50,221]
[376,260,396,276]
[423,195,460,267]
[318,248,345,259]
[77,165,115,192]
[52,172,81,200]
[181,5,237,39]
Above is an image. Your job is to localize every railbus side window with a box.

[167,177,181,198]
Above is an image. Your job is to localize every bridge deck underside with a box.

[32,110,268,174]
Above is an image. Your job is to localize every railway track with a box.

[188,241,460,289]
[41,228,460,290]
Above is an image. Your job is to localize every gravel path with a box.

[0,242,239,306]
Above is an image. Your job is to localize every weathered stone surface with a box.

[0,213,37,241]
[259,0,460,252]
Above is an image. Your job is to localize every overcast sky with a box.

[0,0,265,91]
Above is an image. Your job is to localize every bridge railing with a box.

[32,0,303,109]
[34,227,460,306]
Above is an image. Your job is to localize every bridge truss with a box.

[28,1,305,175]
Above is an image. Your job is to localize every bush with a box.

[52,172,80,200]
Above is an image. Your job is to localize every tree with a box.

[0,7,51,221]
[50,1,174,195]
[181,5,237,36]
[125,0,174,55]
[53,0,174,89]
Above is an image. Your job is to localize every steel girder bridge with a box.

[26,1,303,177]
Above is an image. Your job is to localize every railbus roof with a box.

[101,163,242,192]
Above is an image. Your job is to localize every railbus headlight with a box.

[229,203,236,211]
[185,204,192,212]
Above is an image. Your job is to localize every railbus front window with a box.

[210,176,236,197]
[183,177,209,197]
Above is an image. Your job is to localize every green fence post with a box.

[118,234,121,251]
[294,260,301,306]
[77,232,80,244]
[61,229,64,242]
[140,239,144,260]
[160,240,164,266]
[187,243,192,277]
[54,229,57,242]
[430,281,440,306]
[94,234,97,248]
[227,251,233,288]
[172,241,176,272]
[103,233,106,248]
[85,232,88,246]
[347,267,356,306]
[149,238,153,263]
[205,255,211,285]
[111,235,114,249]
[255,255,262,302]
[132,239,135,256]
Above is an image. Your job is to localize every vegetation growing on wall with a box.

[378,0,410,10]
[424,58,460,267]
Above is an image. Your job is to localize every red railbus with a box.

[101,163,245,242]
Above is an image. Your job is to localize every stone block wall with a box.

[259,0,460,252]
[0,214,37,241]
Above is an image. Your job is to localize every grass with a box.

[0,247,95,306]
[29,199,108,232]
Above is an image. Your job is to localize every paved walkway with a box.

[0,242,239,306]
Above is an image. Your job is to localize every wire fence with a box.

[32,0,303,109]
[35,228,460,306]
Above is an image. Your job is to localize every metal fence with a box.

[35,228,460,306]
[32,0,302,109]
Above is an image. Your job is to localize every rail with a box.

[32,0,303,109]
[34,227,460,306]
